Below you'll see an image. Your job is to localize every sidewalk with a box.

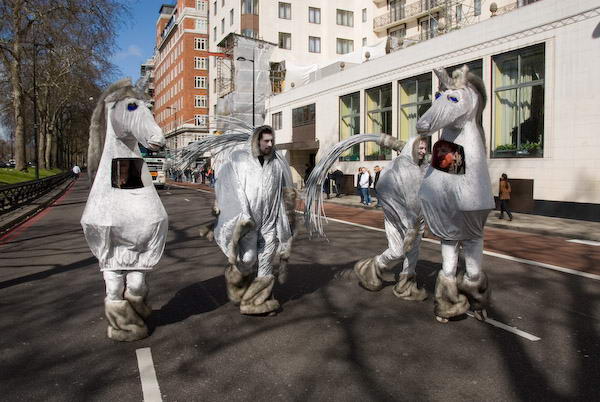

[323,193,600,242]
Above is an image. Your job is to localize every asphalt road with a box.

[0,177,599,401]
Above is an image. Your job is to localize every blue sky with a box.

[111,0,175,80]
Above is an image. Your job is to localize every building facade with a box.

[153,1,211,151]
[266,0,600,220]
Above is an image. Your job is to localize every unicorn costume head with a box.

[417,66,493,323]
[81,79,168,341]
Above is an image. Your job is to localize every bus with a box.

[139,145,167,189]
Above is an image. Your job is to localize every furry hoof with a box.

[472,309,488,322]
[239,275,279,315]
[354,257,384,292]
[105,299,149,342]
[124,291,152,319]
[434,271,469,319]
[240,299,280,315]
[225,264,251,304]
[435,316,449,323]
[457,272,491,312]
[392,273,428,301]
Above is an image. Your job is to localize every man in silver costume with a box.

[213,125,296,315]
[354,136,430,300]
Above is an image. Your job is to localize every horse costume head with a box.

[88,78,165,183]
[416,65,486,136]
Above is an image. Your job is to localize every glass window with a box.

[196,19,207,32]
[241,0,258,15]
[230,8,234,25]
[195,95,207,108]
[196,0,207,12]
[362,8,367,23]
[194,114,207,127]
[220,18,224,34]
[362,37,367,47]
[399,73,432,142]
[455,4,463,22]
[213,1,217,15]
[194,56,207,69]
[339,92,360,161]
[278,32,291,49]
[309,7,321,24]
[241,28,258,38]
[292,104,315,127]
[446,59,483,80]
[279,2,291,19]
[493,44,545,158]
[213,26,217,40]
[474,0,481,16]
[194,37,207,50]
[390,0,406,21]
[194,76,207,89]
[336,9,354,27]
[272,112,282,130]
[365,84,393,161]
[336,38,353,54]
[309,36,321,53]
[419,17,438,40]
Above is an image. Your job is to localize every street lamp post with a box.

[237,48,255,126]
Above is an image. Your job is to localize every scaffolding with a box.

[215,33,275,129]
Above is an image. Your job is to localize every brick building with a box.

[153,1,210,151]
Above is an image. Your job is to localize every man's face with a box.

[417,140,427,160]
[259,132,274,156]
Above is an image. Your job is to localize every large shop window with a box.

[493,43,544,158]
[399,73,432,142]
[339,92,360,161]
[446,59,482,79]
[365,84,392,161]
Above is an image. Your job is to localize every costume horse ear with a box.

[451,65,469,88]
[434,68,453,91]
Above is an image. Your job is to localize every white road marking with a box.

[567,239,600,246]
[466,313,541,342]
[184,198,190,202]
[166,192,172,195]
[136,348,163,402]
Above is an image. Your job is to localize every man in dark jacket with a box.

[331,169,344,197]
[374,166,383,207]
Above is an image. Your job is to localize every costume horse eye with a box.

[447,95,459,103]
[127,102,138,111]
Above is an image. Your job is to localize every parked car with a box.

[0,161,7,168]
[8,159,16,168]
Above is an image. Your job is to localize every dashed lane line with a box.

[466,313,541,342]
[136,348,162,402]
[567,239,600,246]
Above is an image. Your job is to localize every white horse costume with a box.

[81,79,168,341]
[416,66,493,322]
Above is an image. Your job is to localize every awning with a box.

[276,140,319,151]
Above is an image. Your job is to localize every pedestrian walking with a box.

[357,167,372,206]
[72,164,81,178]
[331,168,344,197]
[373,165,383,208]
[499,173,513,221]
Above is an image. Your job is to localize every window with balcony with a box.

[194,76,207,89]
[390,0,405,21]
[194,57,207,70]
[309,7,321,24]
[309,36,321,53]
[336,38,353,54]
[365,84,392,161]
[278,32,291,49]
[336,9,353,27]
[279,2,291,19]
[399,73,432,142]
[272,112,282,130]
[195,95,207,108]
[241,0,258,15]
[194,37,207,50]
[339,92,360,161]
[492,44,545,158]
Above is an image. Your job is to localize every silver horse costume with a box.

[179,125,296,315]
[81,79,168,341]
[354,136,429,300]
[304,134,427,298]
[417,66,493,322]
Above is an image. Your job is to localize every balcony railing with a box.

[374,0,442,31]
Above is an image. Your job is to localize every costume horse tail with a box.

[303,133,405,238]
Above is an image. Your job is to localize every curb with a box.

[0,178,75,237]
